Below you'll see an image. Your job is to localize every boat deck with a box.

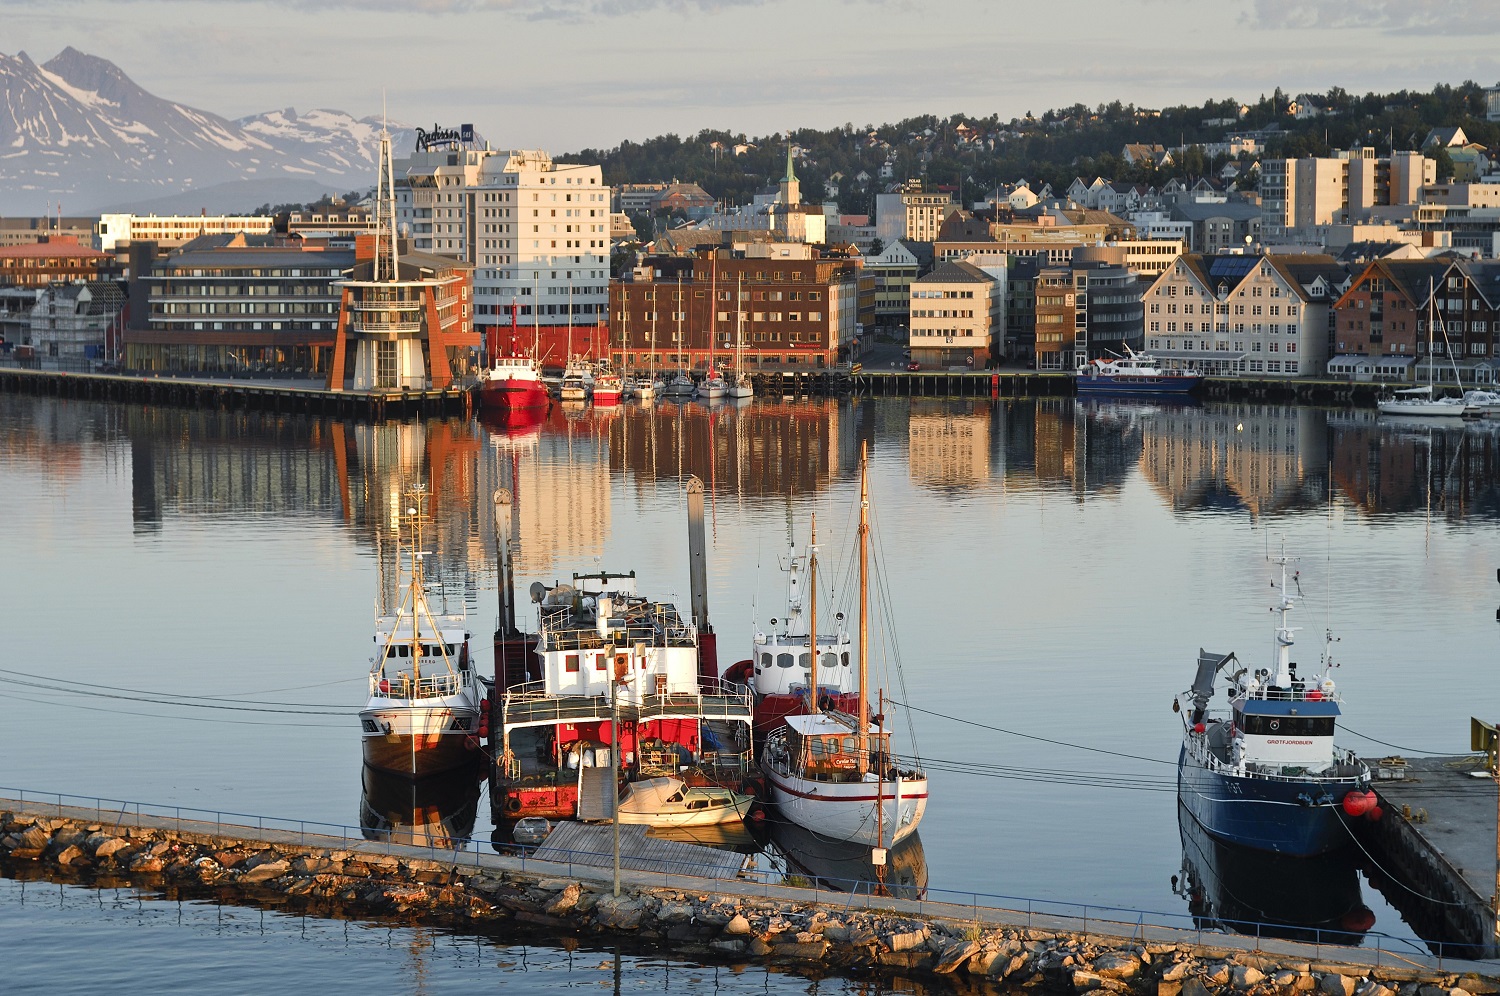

[533,821,749,879]
[502,692,751,729]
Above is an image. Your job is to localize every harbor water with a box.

[2,392,1499,984]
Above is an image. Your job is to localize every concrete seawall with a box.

[3,797,1496,993]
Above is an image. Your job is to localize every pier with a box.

[0,366,472,421]
[4,791,1500,987]
[1359,754,1500,959]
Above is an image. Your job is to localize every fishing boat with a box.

[1176,555,1372,856]
[592,362,623,407]
[560,359,594,402]
[723,538,860,743]
[613,776,754,827]
[761,447,929,848]
[476,354,549,412]
[359,491,484,778]
[493,567,753,822]
[1075,347,1202,396]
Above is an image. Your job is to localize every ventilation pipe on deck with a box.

[686,475,718,684]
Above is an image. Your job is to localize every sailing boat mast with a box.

[857,443,870,773]
[736,273,745,375]
[708,254,717,375]
[808,514,818,713]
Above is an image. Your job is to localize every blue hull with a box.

[1075,377,1201,396]
[1177,745,1351,856]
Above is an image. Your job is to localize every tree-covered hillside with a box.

[558,82,1497,214]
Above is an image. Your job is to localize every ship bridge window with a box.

[759,653,772,670]
[777,653,794,668]
[565,654,580,673]
[841,652,850,667]
[798,653,811,667]
[821,652,837,670]
[386,646,399,659]
[1242,715,1333,736]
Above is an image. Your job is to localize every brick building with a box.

[0,237,117,288]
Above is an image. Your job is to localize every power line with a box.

[888,699,1175,766]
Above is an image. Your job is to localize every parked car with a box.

[906,360,921,372]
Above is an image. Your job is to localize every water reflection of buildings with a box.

[908,401,990,488]
[507,410,609,576]
[1140,403,1327,515]
[1001,398,1143,498]
[606,399,862,497]
[1330,413,1500,521]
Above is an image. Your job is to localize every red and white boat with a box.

[760,447,928,847]
[477,354,549,412]
[592,362,623,407]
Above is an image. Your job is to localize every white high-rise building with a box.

[395,146,612,353]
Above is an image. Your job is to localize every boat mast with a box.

[736,273,745,378]
[532,271,540,366]
[808,514,818,713]
[709,253,717,375]
[675,273,684,374]
[408,494,424,686]
[857,442,870,773]
[1271,554,1296,689]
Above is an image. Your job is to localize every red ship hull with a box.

[477,378,549,411]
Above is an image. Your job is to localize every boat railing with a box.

[370,671,464,700]
[1240,686,1342,704]
[1184,733,1368,785]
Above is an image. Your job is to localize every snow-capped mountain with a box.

[0,47,416,214]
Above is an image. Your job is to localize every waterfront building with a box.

[393,144,610,367]
[609,245,867,371]
[1034,248,1145,370]
[28,281,126,363]
[130,234,352,375]
[327,234,476,390]
[1328,259,1448,381]
[0,237,117,288]
[907,260,998,368]
[95,214,275,252]
[1142,252,1347,377]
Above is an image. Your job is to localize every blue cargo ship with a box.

[1176,557,1372,856]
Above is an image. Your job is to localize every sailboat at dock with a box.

[360,489,484,778]
[760,446,928,848]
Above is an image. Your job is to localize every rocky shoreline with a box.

[3,807,1496,994]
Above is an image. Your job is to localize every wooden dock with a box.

[1360,755,1499,959]
[0,366,472,421]
[533,821,750,880]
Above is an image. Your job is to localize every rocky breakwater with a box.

[3,808,1497,994]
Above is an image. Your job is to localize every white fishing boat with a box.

[613,776,754,827]
[360,490,484,779]
[761,446,928,848]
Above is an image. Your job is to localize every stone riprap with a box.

[2,806,1496,994]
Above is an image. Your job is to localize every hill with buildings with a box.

[560,83,1500,217]
[0,47,413,215]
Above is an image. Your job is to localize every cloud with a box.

[1244,0,1500,34]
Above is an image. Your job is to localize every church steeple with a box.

[778,135,800,208]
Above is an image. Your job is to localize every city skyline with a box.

[9,0,1500,156]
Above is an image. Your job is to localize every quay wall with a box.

[0,366,471,422]
[2,797,1497,994]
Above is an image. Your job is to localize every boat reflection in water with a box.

[1174,802,1374,945]
[763,818,927,900]
[360,763,482,848]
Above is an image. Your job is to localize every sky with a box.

[9,0,1500,153]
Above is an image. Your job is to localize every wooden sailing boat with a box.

[761,445,928,847]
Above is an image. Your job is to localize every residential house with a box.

[1328,258,1448,381]
[907,260,999,368]
[864,239,931,328]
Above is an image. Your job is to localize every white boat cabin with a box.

[532,571,701,704]
[751,545,856,698]
[372,614,472,699]
[1228,669,1341,773]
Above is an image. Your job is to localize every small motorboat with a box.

[512,816,555,845]
[614,776,753,827]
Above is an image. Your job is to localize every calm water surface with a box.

[2,393,1498,984]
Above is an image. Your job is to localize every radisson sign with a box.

[415,123,474,151]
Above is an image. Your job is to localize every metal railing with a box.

[369,672,463,700]
[0,784,1487,972]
